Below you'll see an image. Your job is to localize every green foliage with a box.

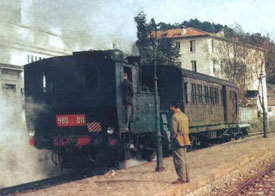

[134,11,152,65]
[134,11,180,66]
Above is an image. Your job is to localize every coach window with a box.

[184,82,188,103]
[229,91,233,102]
[191,84,197,104]
[204,86,209,104]
[230,91,236,105]
[214,88,219,105]
[210,87,214,104]
[220,89,224,105]
[197,85,203,104]
[84,65,99,92]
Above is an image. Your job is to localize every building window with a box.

[27,55,45,63]
[191,60,197,72]
[213,62,216,73]
[211,39,214,52]
[2,84,16,94]
[190,40,195,52]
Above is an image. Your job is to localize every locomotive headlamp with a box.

[28,129,35,137]
[107,127,114,134]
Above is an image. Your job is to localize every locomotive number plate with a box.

[56,114,86,127]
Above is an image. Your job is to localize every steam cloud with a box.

[33,0,142,54]
[0,95,62,188]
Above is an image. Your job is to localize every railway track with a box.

[0,167,107,196]
[227,162,275,195]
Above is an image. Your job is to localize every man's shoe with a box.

[171,179,184,184]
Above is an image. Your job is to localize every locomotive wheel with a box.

[88,147,114,167]
[59,148,85,170]
[139,135,155,161]
[141,149,155,161]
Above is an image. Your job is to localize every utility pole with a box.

[150,18,165,172]
[259,70,268,138]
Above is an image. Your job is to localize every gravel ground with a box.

[18,134,275,196]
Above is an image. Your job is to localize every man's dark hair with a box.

[170,102,179,108]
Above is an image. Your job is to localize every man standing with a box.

[170,102,191,184]
[121,73,134,131]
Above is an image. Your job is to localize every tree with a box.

[134,11,152,65]
[134,11,180,66]
[211,37,265,106]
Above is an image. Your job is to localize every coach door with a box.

[222,85,228,123]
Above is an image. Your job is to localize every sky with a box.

[33,0,275,52]
[139,0,274,37]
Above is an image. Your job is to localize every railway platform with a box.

[19,133,275,196]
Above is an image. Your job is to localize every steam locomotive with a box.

[24,49,248,169]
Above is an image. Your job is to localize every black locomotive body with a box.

[25,50,157,168]
[24,50,246,169]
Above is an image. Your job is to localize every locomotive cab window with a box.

[42,72,47,93]
[42,71,52,93]
[123,67,132,82]
[84,65,99,92]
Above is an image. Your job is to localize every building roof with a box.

[151,27,266,52]
[0,63,23,71]
[151,27,210,39]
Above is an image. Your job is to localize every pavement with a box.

[19,133,275,196]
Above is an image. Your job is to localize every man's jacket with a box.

[171,109,191,147]
[121,79,134,105]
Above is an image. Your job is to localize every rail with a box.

[227,162,275,196]
[0,167,107,196]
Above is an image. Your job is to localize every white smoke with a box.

[0,95,62,188]
[125,158,147,168]
[33,0,142,53]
